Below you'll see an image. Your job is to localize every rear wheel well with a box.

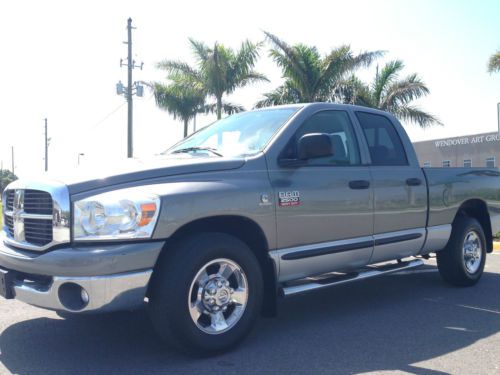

[167,216,277,316]
[454,200,493,253]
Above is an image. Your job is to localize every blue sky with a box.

[0,0,498,177]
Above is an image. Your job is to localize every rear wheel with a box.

[437,217,486,287]
[148,233,263,354]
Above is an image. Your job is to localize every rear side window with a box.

[356,112,408,166]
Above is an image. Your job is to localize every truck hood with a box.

[41,156,246,195]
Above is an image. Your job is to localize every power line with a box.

[90,102,127,130]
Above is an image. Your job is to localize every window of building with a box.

[463,159,472,168]
[423,161,431,167]
[486,157,496,168]
[442,160,451,168]
[355,112,408,166]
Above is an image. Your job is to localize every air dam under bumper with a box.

[0,237,165,312]
[12,270,153,312]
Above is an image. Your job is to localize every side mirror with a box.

[297,133,334,160]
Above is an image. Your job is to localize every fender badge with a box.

[260,194,272,206]
[278,191,300,207]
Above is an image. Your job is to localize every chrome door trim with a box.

[280,238,374,260]
[370,228,426,264]
[270,235,374,283]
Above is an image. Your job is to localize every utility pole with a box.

[44,118,48,172]
[117,18,143,158]
[126,18,133,158]
[11,146,14,175]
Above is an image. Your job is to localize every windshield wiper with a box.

[171,147,223,157]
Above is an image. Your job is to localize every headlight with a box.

[73,188,161,241]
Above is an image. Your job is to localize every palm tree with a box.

[158,39,268,119]
[154,81,205,138]
[341,60,442,128]
[255,32,383,107]
[488,49,500,73]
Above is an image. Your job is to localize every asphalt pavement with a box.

[1,255,499,375]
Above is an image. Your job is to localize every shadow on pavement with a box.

[1,264,499,374]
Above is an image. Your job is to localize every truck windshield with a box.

[165,108,299,157]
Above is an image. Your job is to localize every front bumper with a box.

[0,237,164,312]
[9,269,152,312]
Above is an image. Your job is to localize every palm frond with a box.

[235,71,270,89]
[254,83,302,108]
[203,102,245,115]
[381,74,430,110]
[156,60,201,81]
[264,31,310,96]
[488,50,500,73]
[350,49,386,70]
[335,76,373,106]
[189,38,210,62]
[372,60,404,105]
[391,104,442,128]
[154,82,205,122]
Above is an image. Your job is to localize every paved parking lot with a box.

[1,254,499,375]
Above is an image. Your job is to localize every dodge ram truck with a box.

[1,103,500,354]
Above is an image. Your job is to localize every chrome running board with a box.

[281,259,424,297]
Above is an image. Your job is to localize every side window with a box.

[356,112,408,166]
[284,110,360,166]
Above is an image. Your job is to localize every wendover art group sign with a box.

[435,133,500,148]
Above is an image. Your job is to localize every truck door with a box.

[267,110,374,282]
[355,111,427,263]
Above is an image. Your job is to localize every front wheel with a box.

[437,217,486,287]
[148,233,263,354]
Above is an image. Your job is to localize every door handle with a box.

[406,178,422,186]
[349,180,370,190]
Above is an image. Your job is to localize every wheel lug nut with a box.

[217,281,223,288]
[209,298,215,305]
[222,306,227,312]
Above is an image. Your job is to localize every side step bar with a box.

[281,259,424,297]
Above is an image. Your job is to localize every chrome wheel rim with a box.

[188,258,248,335]
[463,230,482,274]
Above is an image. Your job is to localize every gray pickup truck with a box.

[2,103,500,354]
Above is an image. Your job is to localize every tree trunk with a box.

[216,95,222,120]
[183,118,188,138]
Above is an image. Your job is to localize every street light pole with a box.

[77,153,85,166]
[497,102,500,134]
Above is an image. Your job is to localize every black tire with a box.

[437,216,487,287]
[148,232,263,355]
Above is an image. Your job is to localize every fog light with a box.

[81,288,89,304]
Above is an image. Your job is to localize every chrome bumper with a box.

[0,235,165,313]
[12,270,152,313]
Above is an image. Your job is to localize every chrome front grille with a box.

[24,190,53,215]
[24,217,53,246]
[2,180,70,251]
[5,190,14,211]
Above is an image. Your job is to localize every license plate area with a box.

[0,268,15,299]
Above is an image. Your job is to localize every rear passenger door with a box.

[355,111,427,263]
